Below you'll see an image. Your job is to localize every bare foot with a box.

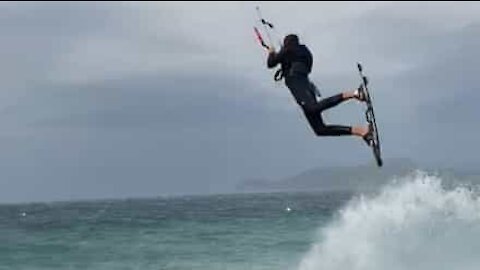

[342,90,357,100]
[351,126,369,137]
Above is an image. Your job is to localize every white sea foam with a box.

[298,171,480,270]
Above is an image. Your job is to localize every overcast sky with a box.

[1,1,480,203]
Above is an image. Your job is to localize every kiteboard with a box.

[357,63,383,167]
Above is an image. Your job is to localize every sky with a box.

[1,1,480,203]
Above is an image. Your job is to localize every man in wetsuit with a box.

[267,34,372,144]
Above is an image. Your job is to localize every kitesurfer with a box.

[267,34,373,145]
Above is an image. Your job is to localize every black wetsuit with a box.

[267,45,352,136]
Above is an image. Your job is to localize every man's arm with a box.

[267,47,284,69]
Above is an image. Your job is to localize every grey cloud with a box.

[0,3,207,86]
[5,72,278,130]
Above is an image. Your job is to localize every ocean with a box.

[2,172,480,270]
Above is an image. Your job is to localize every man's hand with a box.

[268,46,276,54]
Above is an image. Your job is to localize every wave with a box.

[297,171,480,270]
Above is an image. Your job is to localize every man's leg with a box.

[304,111,369,137]
[303,89,362,115]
